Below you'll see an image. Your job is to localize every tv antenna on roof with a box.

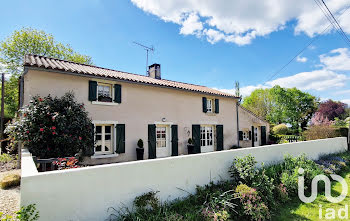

[133,41,155,75]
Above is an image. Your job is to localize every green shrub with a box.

[252,168,275,208]
[272,124,288,135]
[229,155,257,185]
[0,154,13,163]
[0,204,39,221]
[280,154,323,196]
[133,191,160,210]
[275,183,289,203]
[6,93,94,158]
[303,125,337,140]
[0,174,20,189]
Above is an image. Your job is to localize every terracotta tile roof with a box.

[24,54,238,98]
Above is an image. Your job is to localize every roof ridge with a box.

[24,54,238,98]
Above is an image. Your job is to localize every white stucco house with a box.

[19,54,269,164]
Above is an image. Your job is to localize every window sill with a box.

[91,153,119,159]
[205,112,217,116]
[92,101,119,106]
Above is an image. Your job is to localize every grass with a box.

[0,173,21,189]
[272,153,350,221]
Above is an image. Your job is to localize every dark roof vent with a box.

[148,63,161,79]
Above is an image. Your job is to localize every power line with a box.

[264,3,350,83]
[320,0,350,46]
[314,0,350,47]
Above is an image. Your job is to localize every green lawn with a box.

[273,170,350,221]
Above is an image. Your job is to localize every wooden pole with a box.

[0,73,4,154]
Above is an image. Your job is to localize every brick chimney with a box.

[148,64,161,79]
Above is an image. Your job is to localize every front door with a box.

[156,125,171,158]
[200,125,214,153]
[254,127,259,146]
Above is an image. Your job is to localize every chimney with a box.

[148,63,161,79]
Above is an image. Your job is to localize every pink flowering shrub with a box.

[201,208,230,221]
[235,184,270,221]
[52,157,80,170]
[6,93,94,158]
[276,183,289,202]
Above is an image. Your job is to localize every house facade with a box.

[20,55,251,164]
[238,105,270,148]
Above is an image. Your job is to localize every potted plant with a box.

[136,139,144,160]
[98,95,113,102]
[187,138,195,154]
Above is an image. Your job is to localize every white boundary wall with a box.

[21,137,348,221]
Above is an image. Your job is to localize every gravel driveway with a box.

[0,169,20,218]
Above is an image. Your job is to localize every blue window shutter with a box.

[114,84,122,103]
[148,124,156,159]
[202,97,207,113]
[115,124,125,153]
[192,125,201,153]
[171,125,178,156]
[88,81,97,101]
[216,125,223,151]
[215,99,219,113]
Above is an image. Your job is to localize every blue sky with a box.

[1,0,350,104]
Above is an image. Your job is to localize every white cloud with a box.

[217,47,350,96]
[296,55,307,63]
[341,99,350,105]
[266,69,348,91]
[218,84,267,97]
[320,48,350,71]
[131,0,350,45]
[180,13,203,35]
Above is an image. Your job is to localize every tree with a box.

[0,27,93,117]
[316,99,347,121]
[242,86,318,130]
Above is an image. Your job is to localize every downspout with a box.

[236,98,241,147]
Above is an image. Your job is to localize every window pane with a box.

[96,145,102,152]
[105,146,109,151]
[105,126,111,133]
[105,135,111,140]
[96,126,102,133]
[96,135,102,140]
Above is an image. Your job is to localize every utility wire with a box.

[264,3,350,83]
[320,0,350,46]
[314,0,350,47]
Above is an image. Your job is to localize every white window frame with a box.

[92,82,119,106]
[91,120,119,158]
[254,127,258,142]
[243,131,249,141]
[207,99,213,113]
[156,126,168,148]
